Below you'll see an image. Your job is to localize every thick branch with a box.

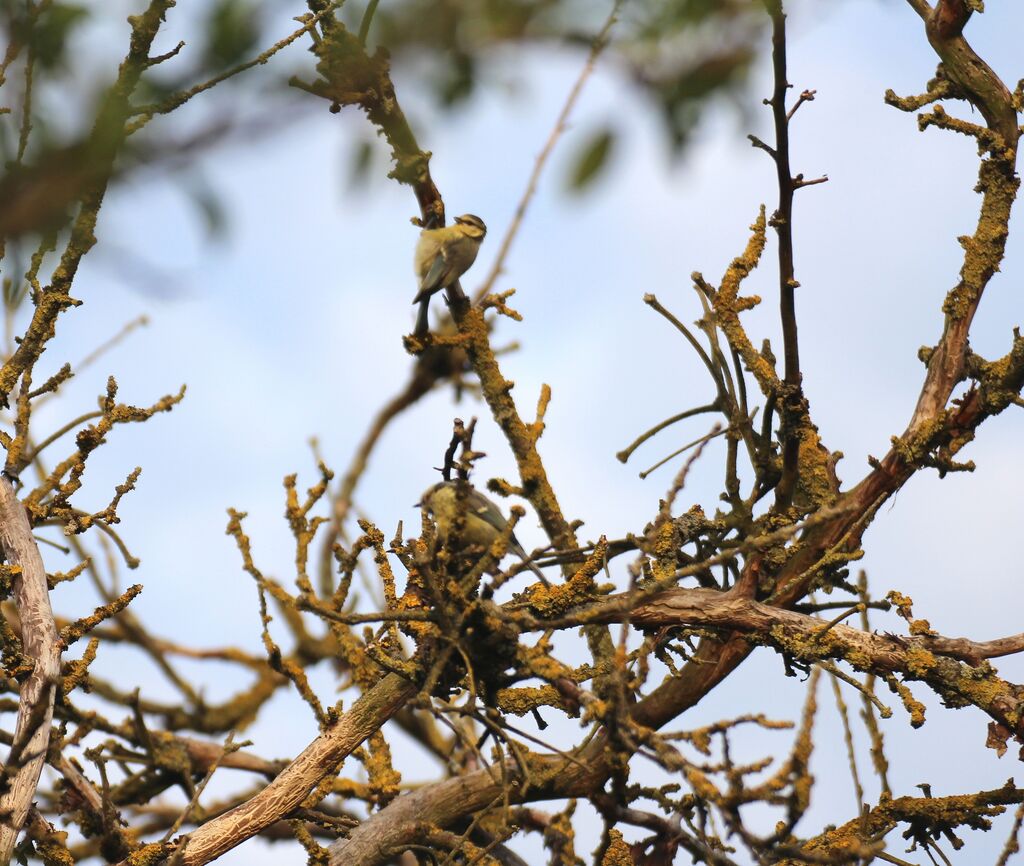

[166,672,415,866]
[904,2,1020,434]
[0,475,61,861]
[785,781,1024,864]
[330,747,603,865]
[620,588,1023,733]
[758,0,1022,613]
[334,587,1024,866]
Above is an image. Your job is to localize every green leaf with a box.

[185,179,228,241]
[203,0,261,70]
[348,139,376,189]
[437,51,475,106]
[28,3,89,70]
[566,128,616,193]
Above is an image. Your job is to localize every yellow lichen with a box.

[600,829,634,866]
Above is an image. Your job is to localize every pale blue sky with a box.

[12,1,1024,862]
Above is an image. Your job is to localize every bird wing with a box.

[466,489,509,534]
[464,489,533,553]
[412,251,450,303]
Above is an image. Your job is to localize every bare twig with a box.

[616,402,720,464]
[760,0,804,510]
[473,0,622,302]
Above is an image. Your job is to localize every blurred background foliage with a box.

[0,0,766,247]
[0,0,771,328]
[360,0,764,151]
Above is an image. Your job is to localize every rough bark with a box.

[0,474,61,861]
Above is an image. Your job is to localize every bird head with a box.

[454,214,487,239]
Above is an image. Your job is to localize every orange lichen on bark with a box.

[515,538,607,617]
[600,830,634,866]
[711,207,778,396]
[452,303,578,556]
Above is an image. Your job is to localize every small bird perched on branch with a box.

[413,214,487,335]
[418,480,549,585]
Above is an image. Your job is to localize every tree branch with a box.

[0,0,177,408]
[167,672,415,866]
[761,0,804,511]
[0,474,61,861]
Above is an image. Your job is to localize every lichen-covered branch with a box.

[2,2,1021,864]
[290,0,442,226]
[0,473,61,861]
[448,303,578,555]
[897,0,1021,435]
[613,588,1023,735]
[782,781,1024,865]
[294,5,580,557]
[114,673,417,866]
[0,0,177,408]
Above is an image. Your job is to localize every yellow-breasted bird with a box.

[413,214,487,334]
[418,481,548,585]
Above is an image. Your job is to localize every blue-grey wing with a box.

[413,252,450,302]
[466,489,509,534]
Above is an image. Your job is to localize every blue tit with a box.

[412,214,487,334]
[419,480,549,585]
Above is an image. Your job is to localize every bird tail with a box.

[413,298,431,335]
[411,285,434,305]
[414,253,449,304]
[512,541,550,587]
[525,559,550,587]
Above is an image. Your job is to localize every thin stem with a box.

[875,851,921,866]
[357,0,381,46]
[21,410,103,467]
[127,2,342,130]
[616,402,719,464]
[762,0,803,510]
[829,667,866,813]
[644,294,723,395]
[638,425,729,480]
[473,0,622,303]
[75,315,149,376]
